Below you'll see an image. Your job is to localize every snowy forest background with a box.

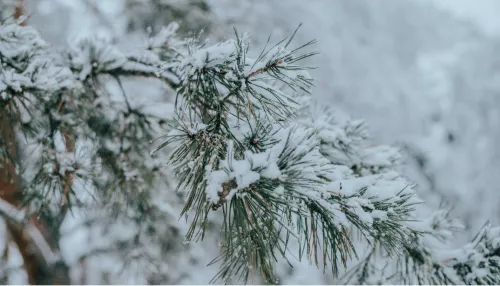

[1,0,500,284]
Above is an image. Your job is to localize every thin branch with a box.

[0,198,62,265]
[0,198,25,223]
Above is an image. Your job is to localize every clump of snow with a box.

[297,102,402,173]
[71,36,128,80]
[178,39,237,79]
[54,130,67,153]
[274,185,285,196]
[70,35,172,81]
[0,23,47,59]
[205,140,280,203]
[148,22,180,50]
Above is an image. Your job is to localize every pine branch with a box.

[0,198,68,284]
[4,13,500,285]
[152,28,422,284]
[0,18,186,283]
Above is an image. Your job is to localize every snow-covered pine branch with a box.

[0,22,73,118]
[340,210,500,285]
[297,103,402,175]
[294,101,500,285]
[151,27,437,283]
[69,24,180,87]
[0,19,180,212]
[2,11,500,284]
[0,18,188,283]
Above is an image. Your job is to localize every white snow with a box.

[53,131,67,153]
[5,0,500,284]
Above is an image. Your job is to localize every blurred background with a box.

[2,0,500,284]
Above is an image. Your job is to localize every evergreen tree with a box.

[0,2,499,285]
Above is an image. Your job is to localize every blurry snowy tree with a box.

[0,0,215,284]
[124,0,214,35]
[0,0,15,19]
[409,39,500,235]
[1,0,500,285]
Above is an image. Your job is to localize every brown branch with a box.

[1,4,44,281]
[0,5,70,284]
[211,179,237,211]
[14,0,26,26]
[247,60,283,79]
[0,115,61,284]
[60,131,75,207]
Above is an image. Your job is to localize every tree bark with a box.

[0,2,70,284]
[0,113,53,285]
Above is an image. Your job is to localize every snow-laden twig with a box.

[0,198,62,266]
